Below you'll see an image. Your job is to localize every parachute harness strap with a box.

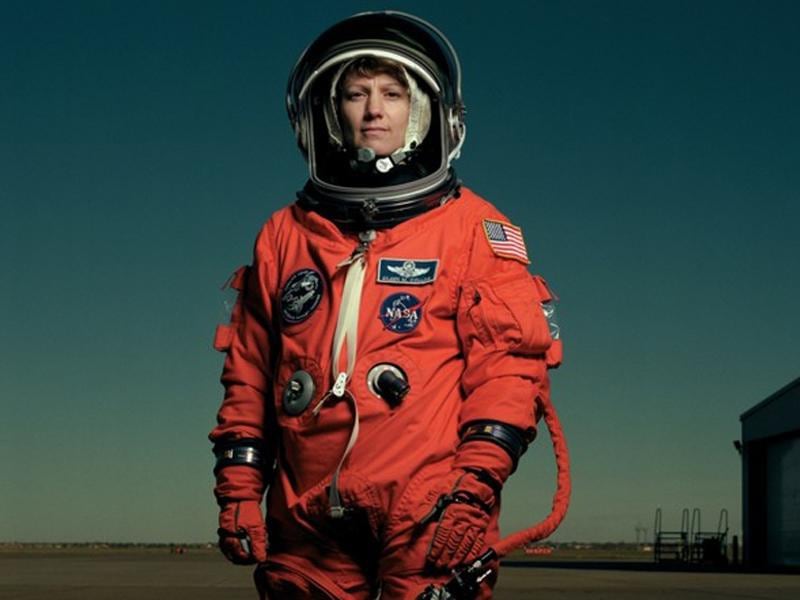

[314,230,375,518]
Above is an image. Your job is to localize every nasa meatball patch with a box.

[380,292,422,334]
[377,258,439,285]
[281,269,323,324]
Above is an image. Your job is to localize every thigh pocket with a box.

[255,557,343,600]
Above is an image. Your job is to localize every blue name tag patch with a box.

[377,258,439,285]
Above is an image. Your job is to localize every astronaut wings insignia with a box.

[387,264,430,278]
[378,258,439,285]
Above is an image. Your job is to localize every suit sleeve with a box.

[453,213,553,484]
[209,232,279,503]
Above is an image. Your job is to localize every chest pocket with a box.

[459,270,552,356]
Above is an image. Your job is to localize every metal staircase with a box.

[654,507,689,563]
[689,508,729,565]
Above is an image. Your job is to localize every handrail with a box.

[691,507,701,541]
[681,508,690,534]
[654,507,662,536]
[718,508,729,535]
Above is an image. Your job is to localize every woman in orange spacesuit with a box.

[209,11,561,599]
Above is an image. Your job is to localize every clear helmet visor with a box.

[323,58,431,155]
[303,52,447,194]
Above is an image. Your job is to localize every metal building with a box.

[740,377,800,568]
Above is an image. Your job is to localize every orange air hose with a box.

[494,394,571,557]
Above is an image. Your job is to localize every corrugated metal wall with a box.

[766,436,800,567]
[741,378,800,569]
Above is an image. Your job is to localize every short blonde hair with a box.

[337,56,409,95]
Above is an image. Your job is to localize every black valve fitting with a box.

[367,364,410,407]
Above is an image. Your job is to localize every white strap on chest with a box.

[312,230,374,518]
[331,253,366,395]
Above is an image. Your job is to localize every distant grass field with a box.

[505,545,655,562]
[0,542,656,561]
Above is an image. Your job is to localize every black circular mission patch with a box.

[280,269,323,324]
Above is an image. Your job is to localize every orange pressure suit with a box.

[210,186,557,599]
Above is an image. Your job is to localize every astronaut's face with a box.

[340,72,410,157]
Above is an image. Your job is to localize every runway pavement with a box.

[1,549,798,599]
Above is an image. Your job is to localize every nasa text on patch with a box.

[380,292,422,334]
[377,258,439,285]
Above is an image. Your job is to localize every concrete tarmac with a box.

[1,549,799,599]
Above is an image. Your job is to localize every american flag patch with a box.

[482,219,530,264]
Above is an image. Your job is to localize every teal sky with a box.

[2,0,798,544]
